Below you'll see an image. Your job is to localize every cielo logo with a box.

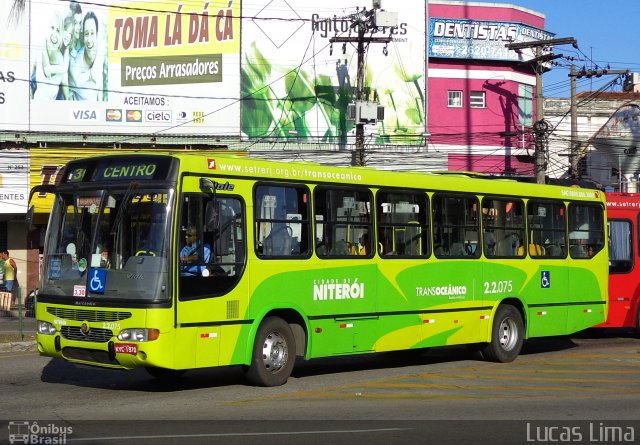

[126,110,142,122]
[71,109,97,120]
[145,110,172,123]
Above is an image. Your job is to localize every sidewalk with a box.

[0,332,37,352]
[1,306,37,351]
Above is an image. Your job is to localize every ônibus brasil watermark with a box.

[7,421,73,444]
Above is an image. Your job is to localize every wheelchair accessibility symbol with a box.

[89,268,107,293]
[541,271,551,288]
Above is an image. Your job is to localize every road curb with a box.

[0,340,37,353]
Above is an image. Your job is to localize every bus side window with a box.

[433,193,478,259]
[609,219,633,273]
[315,187,373,258]
[527,200,567,259]
[376,190,429,258]
[255,184,311,258]
[568,203,604,259]
[482,198,525,259]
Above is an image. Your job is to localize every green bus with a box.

[30,153,608,386]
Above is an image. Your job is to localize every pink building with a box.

[428,1,550,175]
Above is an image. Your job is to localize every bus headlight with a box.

[117,328,160,342]
[37,321,57,335]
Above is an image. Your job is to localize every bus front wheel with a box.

[245,317,295,387]
[482,305,524,363]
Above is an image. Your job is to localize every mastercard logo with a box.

[106,109,122,121]
[126,110,142,122]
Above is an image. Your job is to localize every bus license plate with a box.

[114,343,137,355]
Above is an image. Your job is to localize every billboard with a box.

[241,1,426,146]
[1,0,240,135]
[2,1,425,145]
[428,18,554,62]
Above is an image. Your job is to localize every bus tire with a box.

[481,305,524,363]
[245,317,295,387]
[145,367,186,380]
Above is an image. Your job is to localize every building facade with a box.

[545,91,640,190]
[427,0,550,176]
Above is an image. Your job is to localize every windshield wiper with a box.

[110,182,139,236]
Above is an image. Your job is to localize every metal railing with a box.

[0,288,36,342]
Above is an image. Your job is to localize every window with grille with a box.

[448,91,463,108]
[470,91,486,108]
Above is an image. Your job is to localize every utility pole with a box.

[568,66,629,179]
[330,2,397,166]
[533,45,548,185]
[506,37,576,184]
[570,64,578,180]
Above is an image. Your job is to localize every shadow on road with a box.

[40,358,249,392]
[39,335,589,391]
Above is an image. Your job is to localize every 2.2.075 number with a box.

[483,280,513,294]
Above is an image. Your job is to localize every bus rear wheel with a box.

[482,305,524,363]
[245,317,295,387]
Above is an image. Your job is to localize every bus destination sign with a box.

[92,161,159,181]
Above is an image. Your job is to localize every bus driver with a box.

[180,227,211,276]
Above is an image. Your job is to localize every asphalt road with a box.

[1,331,639,444]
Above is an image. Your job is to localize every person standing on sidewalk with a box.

[1,251,17,294]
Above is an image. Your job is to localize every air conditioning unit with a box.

[374,11,398,28]
[347,101,384,124]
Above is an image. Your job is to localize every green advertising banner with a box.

[241,2,427,146]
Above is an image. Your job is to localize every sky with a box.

[475,0,640,97]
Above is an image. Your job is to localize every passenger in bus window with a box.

[180,227,211,276]
[358,233,370,255]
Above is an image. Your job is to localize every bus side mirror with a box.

[26,184,57,231]
[199,178,217,197]
[25,205,35,231]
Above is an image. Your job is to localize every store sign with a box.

[0,149,29,214]
[428,18,554,62]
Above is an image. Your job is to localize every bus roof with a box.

[64,152,606,203]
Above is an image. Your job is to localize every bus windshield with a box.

[41,187,174,303]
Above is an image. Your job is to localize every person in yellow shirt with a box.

[1,251,17,292]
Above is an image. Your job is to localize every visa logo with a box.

[71,110,97,120]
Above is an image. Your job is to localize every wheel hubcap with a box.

[261,331,288,373]
[499,317,518,351]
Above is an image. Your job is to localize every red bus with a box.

[604,192,640,333]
